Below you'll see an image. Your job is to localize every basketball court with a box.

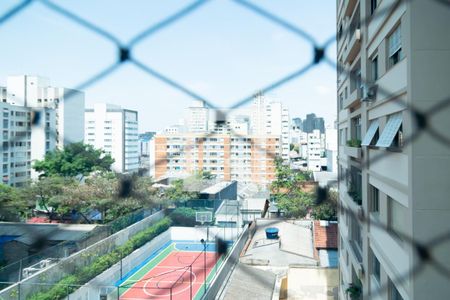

[118,241,221,300]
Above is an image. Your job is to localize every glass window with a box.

[371,56,378,81]
[371,251,381,283]
[389,278,404,300]
[370,185,379,217]
[388,196,407,240]
[388,25,404,68]
[376,113,403,148]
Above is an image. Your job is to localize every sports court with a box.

[117,241,222,300]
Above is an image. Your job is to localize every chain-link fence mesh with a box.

[0,0,449,299]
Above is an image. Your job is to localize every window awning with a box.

[361,120,379,146]
[376,113,402,147]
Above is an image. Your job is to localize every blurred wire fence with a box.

[0,0,449,299]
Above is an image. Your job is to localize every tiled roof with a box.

[313,220,338,249]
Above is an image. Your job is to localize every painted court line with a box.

[118,242,220,300]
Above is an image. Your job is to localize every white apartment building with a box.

[306,129,326,172]
[6,75,84,149]
[85,103,139,174]
[0,75,83,183]
[337,1,450,299]
[185,100,209,132]
[0,103,32,187]
[251,94,290,161]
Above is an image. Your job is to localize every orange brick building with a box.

[153,133,281,186]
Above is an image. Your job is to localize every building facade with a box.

[306,129,326,172]
[85,103,139,174]
[6,75,85,149]
[303,113,325,134]
[337,0,450,299]
[0,75,84,185]
[153,133,280,186]
[251,94,290,161]
[138,132,155,176]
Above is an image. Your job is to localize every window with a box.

[371,251,381,283]
[369,185,379,217]
[351,116,362,141]
[376,113,403,148]
[370,0,378,15]
[339,92,344,110]
[389,279,404,300]
[388,25,404,68]
[371,56,378,81]
[391,124,404,148]
[388,196,407,240]
[339,128,347,146]
[361,120,380,146]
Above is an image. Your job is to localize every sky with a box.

[0,0,337,132]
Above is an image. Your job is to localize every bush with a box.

[169,207,197,226]
[346,139,361,147]
[28,217,172,300]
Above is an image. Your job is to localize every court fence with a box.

[0,209,166,300]
[0,224,250,300]
[0,207,162,291]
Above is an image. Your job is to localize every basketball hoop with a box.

[195,211,212,225]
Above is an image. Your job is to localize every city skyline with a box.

[0,1,337,132]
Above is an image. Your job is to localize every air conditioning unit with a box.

[361,84,377,102]
[355,29,361,41]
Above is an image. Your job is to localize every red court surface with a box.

[120,251,218,300]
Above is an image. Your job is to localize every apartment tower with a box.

[337,0,450,299]
[85,103,139,174]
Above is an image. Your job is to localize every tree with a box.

[169,207,197,226]
[33,142,114,177]
[311,190,338,220]
[0,184,28,221]
[276,191,314,218]
[23,176,72,212]
[163,179,199,205]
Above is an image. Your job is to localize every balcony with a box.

[344,140,361,159]
[344,28,361,64]
[343,87,362,109]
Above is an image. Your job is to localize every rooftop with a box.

[313,220,338,249]
[201,181,234,195]
[0,222,100,245]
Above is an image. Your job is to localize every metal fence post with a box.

[18,259,22,282]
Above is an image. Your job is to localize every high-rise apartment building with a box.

[85,103,139,174]
[0,75,84,184]
[292,117,303,130]
[6,75,85,149]
[337,1,450,299]
[185,100,209,132]
[153,133,280,185]
[306,129,325,172]
[303,113,325,134]
[251,94,290,161]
